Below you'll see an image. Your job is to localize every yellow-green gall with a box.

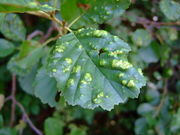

[67,79,74,86]
[97,92,104,98]
[138,68,143,75]
[55,45,66,53]
[93,30,108,37]
[73,65,81,73]
[52,69,57,73]
[85,73,92,82]
[122,80,127,85]
[127,80,135,87]
[100,59,107,66]
[119,73,124,78]
[112,60,132,69]
[65,58,73,64]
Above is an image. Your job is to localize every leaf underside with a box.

[47,28,146,110]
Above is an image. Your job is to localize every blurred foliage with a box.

[0,0,180,135]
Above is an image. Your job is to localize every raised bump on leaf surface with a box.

[112,60,132,69]
[47,28,146,110]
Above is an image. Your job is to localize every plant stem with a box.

[6,75,44,135]
[10,74,16,127]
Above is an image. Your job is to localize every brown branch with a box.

[136,17,180,29]
[40,22,59,43]
[27,30,44,40]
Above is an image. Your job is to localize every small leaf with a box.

[34,67,57,107]
[68,124,87,135]
[0,128,17,135]
[61,0,130,27]
[47,28,146,110]
[44,117,64,135]
[135,118,148,135]
[7,41,44,76]
[0,13,26,41]
[18,65,38,95]
[137,103,155,115]
[0,38,15,57]
[160,0,180,20]
[131,29,152,47]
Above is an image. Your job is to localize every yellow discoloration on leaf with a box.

[84,73,92,82]
[138,68,143,75]
[65,58,73,64]
[127,80,135,88]
[112,59,132,69]
[67,79,74,87]
[73,65,81,73]
[122,80,127,85]
[55,45,66,53]
[119,73,124,77]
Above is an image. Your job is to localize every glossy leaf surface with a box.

[47,28,146,110]
[61,0,130,27]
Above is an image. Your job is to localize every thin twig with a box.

[27,11,72,33]
[153,79,168,117]
[27,30,44,40]
[40,22,59,43]
[10,74,16,127]
[5,75,44,135]
[136,17,180,28]
[16,101,43,135]
[42,34,62,46]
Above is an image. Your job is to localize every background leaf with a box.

[160,0,180,20]
[7,41,44,76]
[0,0,56,13]
[0,13,26,41]
[44,117,64,135]
[0,38,15,57]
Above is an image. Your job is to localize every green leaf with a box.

[47,28,146,110]
[131,29,152,47]
[7,41,44,76]
[44,117,64,135]
[137,103,155,116]
[0,0,56,13]
[170,108,180,133]
[18,65,38,95]
[0,38,15,57]
[61,0,130,27]
[160,0,180,20]
[135,118,148,135]
[138,45,159,64]
[34,67,57,107]
[0,128,17,135]
[68,124,87,135]
[0,13,26,41]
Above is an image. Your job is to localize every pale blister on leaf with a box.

[47,28,146,110]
